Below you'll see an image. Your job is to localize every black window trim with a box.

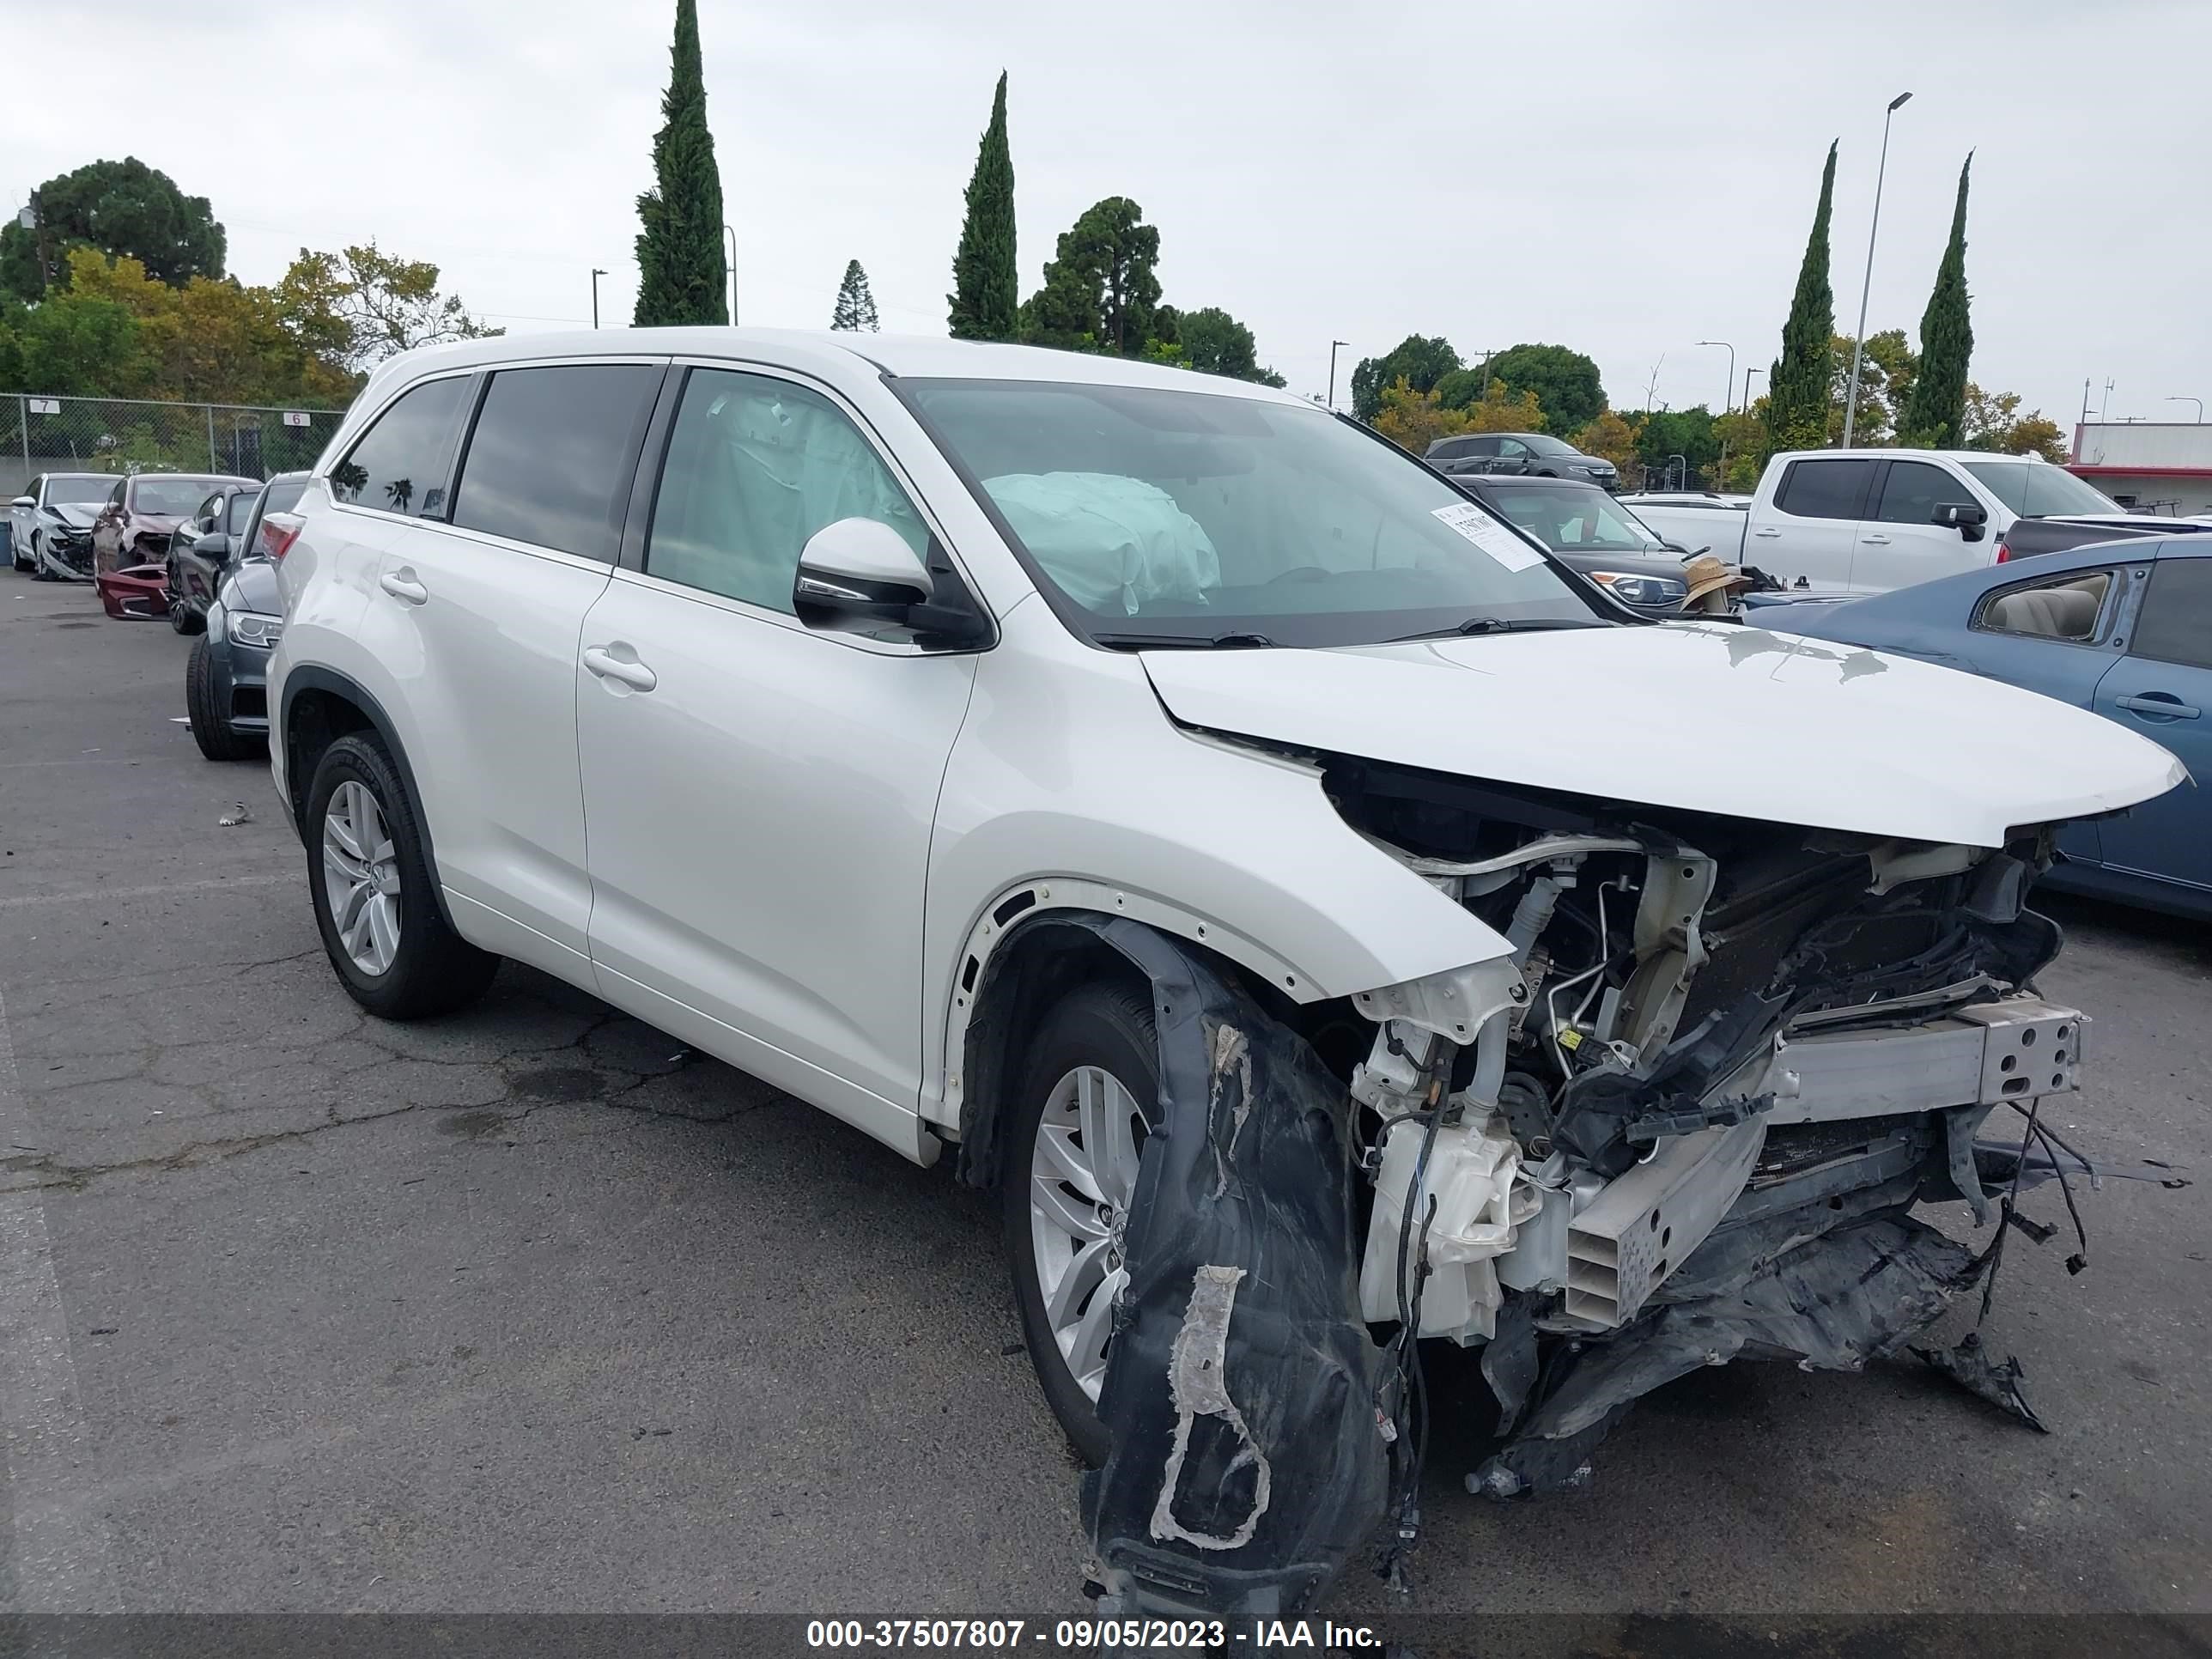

[1968,562,2126,647]
[617,356,998,655]
[1776,455,1876,522]
[439,357,672,566]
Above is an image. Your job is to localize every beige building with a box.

[2069,422,2212,517]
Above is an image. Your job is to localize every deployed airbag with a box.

[984,471,1221,616]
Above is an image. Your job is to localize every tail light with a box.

[259,511,304,561]
[1994,541,2012,563]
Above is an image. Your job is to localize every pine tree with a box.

[947,72,1018,340]
[1901,155,1974,448]
[1765,141,1838,453]
[633,0,728,327]
[831,260,879,331]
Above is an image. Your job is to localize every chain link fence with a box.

[3,392,355,501]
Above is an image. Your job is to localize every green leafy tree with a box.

[1022,198,1162,356]
[1173,306,1285,386]
[1571,410,1640,475]
[1619,406,1722,489]
[633,0,728,327]
[1766,140,1838,453]
[1464,343,1605,433]
[1824,329,1917,445]
[830,260,879,331]
[0,157,225,301]
[947,72,1018,341]
[277,243,497,374]
[1961,384,2066,462]
[1900,155,1974,447]
[1349,336,1460,422]
[0,288,148,397]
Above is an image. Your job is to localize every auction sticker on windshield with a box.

[1431,502,1544,572]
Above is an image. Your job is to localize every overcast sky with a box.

[9,0,2208,430]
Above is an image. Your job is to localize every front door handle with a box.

[379,569,428,605]
[583,644,658,692]
[1753,526,1782,538]
[2116,693,2200,720]
[1861,532,1892,544]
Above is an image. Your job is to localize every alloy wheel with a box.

[1028,1064,1149,1401]
[321,781,402,975]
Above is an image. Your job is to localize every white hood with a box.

[1140,620,2185,848]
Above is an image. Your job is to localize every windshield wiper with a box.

[1091,630,1278,650]
[1388,616,1606,642]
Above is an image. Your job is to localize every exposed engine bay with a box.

[1078,752,2121,1619]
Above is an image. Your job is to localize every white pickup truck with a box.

[1623,448,2144,593]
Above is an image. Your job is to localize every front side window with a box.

[902,378,1604,647]
[1775,458,1875,521]
[1497,438,1531,459]
[1486,484,1662,553]
[452,363,664,562]
[1521,434,1579,458]
[225,491,260,535]
[646,368,926,613]
[1960,460,2121,519]
[1973,569,2114,642]
[329,376,471,518]
[2129,559,2212,670]
[1873,459,1964,526]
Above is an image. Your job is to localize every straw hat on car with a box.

[1680,554,1755,613]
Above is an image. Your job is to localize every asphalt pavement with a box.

[1,563,2207,1623]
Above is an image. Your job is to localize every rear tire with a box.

[1001,980,1162,1468]
[305,733,499,1019]
[185,637,258,762]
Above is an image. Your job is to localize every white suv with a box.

[269,331,2179,1616]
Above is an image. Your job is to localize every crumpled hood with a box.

[49,504,100,530]
[1140,620,2185,848]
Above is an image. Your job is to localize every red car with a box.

[90,472,252,576]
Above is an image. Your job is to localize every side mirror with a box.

[9,495,33,510]
[1934,501,1988,542]
[793,517,934,623]
[193,532,232,560]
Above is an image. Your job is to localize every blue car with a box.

[1765,538,2210,920]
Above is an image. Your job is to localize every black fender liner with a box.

[279,665,460,935]
[1048,916,1392,1619]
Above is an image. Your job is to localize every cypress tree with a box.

[633,0,728,327]
[831,260,879,331]
[1902,155,1974,448]
[947,72,1018,340]
[1765,141,1838,453]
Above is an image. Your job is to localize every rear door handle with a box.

[2116,693,2200,720]
[379,569,428,605]
[582,644,658,692]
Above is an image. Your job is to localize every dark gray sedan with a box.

[1425,431,1619,489]
[183,473,309,761]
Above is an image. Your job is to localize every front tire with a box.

[305,733,498,1019]
[185,637,258,762]
[1001,981,1161,1468]
[167,562,204,634]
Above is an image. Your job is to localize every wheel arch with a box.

[279,665,459,933]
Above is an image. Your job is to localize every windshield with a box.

[1519,434,1579,458]
[45,477,110,507]
[131,477,234,517]
[1484,483,1664,552]
[902,379,1604,647]
[1961,460,2121,519]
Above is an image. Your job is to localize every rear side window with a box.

[330,376,470,518]
[1775,458,1875,520]
[452,364,664,562]
[1872,459,1961,526]
[2130,560,2212,671]
[646,368,926,613]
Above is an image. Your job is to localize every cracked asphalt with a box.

[2,564,2208,1620]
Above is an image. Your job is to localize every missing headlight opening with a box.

[1064,754,2165,1620]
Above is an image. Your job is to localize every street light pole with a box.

[2164,396,2204,423]
[1843,91,1912,449]
[1744,366,1765,412]
[591,268,607,330]
[1697,340,1735,414]
[722,224,739,325]
[1326,340,1350,411]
